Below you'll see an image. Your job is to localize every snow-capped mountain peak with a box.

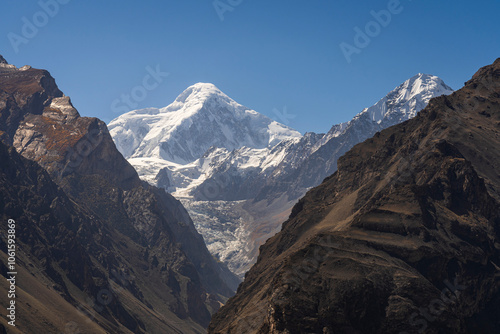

[108,83,301,165]
[309,74,452,154]
[362,73,453,124]
[163,82,227,113]
[173,82,224,102]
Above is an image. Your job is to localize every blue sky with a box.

[1,0,499,134]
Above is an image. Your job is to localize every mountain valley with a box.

[110,74,454,277]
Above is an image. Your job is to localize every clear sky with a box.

[1,0,499,134]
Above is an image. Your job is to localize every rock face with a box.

[208,59,500,333]
[0,57,238,333]
[110,75,453,278]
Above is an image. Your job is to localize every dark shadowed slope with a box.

[209,59,500,334]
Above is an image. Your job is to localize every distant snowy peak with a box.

[160,83,231,116]
[108,82,301,164]
[362,73,454,124]
[310,74,453,155]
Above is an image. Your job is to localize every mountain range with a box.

[110,73,454,277]
[209,58,500,333]
[1,53,499,333]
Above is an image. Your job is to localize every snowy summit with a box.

[362,73,454,124]
[109,82,301,164]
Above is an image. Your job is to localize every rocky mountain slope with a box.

[208,59,500,333]
[0,57,238,333]
[110,74,453,277]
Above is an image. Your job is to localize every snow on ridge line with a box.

[361,73,454,124]
[108,82,302,163]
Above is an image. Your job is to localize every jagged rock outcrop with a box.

[209,59,500,333]
[0,57,238,333]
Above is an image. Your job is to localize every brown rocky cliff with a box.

[0,141,143,333]
[209,59,500,333]
[0,57,238,333]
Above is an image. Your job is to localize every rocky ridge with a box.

[209,59,500,333]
